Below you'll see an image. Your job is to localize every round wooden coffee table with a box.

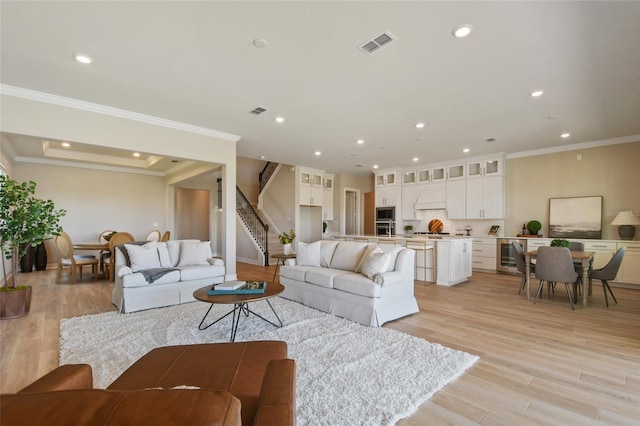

[193,282,285,342]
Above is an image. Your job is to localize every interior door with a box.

[345,191,357,235]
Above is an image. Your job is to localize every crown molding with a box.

[506,134,640,159]
[13,155,165,176]
[0,84,241,142]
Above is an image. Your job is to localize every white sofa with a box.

[279,240,418,327]
[111,240,225,313]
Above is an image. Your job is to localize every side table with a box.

[271,253,296,282]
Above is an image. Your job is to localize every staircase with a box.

[236,186,270,265]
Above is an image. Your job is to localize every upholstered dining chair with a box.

[104,232,135,282]
[513,241,535,295]
[589,247,626,307]
[55,231,99,284]
[145,229,161,241]
[161,230,171,242]
[534,246,578,310]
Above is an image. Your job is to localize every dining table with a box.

[73,242,110,276]
[524,249,595,308]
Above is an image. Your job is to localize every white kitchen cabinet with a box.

[446,180,466,219]
[417,169,431,183]
[447,163,465,180]
[402,171,416,185]
[616,242,640,285]
[436,239,472,286]
[431,165,446,182]
[471,237,497,271]
[299,167,323,206]
[467,158,504,178]
[322,173,334,220]
[375,186,399,208]
[466,176,504,219]
[375,171,397,187]
[401,184,423,220]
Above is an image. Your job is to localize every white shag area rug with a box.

[60,297,478,425]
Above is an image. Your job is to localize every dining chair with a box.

[145,229,161,241]
[589,247,625,307]
[161,230,171,242]
[98,230,115,271]
[534,246,578,310]
[55,231,99,284]
[104,232,135,282]
[512,241,535,295]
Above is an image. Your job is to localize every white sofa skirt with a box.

[280,276,418,327]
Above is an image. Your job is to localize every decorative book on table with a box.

[208,281,267,295]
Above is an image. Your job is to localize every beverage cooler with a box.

[496,238,527,274]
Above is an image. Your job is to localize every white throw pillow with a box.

[381,247,403,272]
[125,241,161,272]
[156,242,172,268]
[320,241,339,267]
[178,241,212,266]
[296,241,321,267]
[360,247,394,280]
[355,244,377,273]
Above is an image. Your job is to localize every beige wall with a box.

[505,141,640,239]
[237,156,266,203]
[12,162,167,263]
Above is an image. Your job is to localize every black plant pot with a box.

[35,243,47,271]
[19,245,36,273]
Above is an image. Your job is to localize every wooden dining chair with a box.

[161,230,171,242]
[98,230,115,271]
[104,232,135,282]
[145,229,161,241]
[534,246,578,310]
[55,231,99,284]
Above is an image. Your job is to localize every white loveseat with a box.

[279,240,418,327]
[111,240,225,313]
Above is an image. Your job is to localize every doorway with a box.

[175,188,210,240]
[345,189,359,235]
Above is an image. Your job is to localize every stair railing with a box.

[236,186,270,265]
[259,162,279,193]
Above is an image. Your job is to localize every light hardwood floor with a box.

[2,265,639,424]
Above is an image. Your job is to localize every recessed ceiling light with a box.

[133,152,140,158]
[314,151,321,156]
[253,38,268,48]
[275,116,285,123]
[412,157,419,162]
[452,25,473,38]
[463,148,470,153]
[561,133,571,138]
[415,123,425,129]
[259,155,266,159]
[74,53,93,64]
[530,90,544,97]
[61,142,71,148]
[373,165,379,169]
[356,139,364,144]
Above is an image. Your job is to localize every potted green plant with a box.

[404,225,413,234]
[527,220,542,236]
[550,238,570,248]
[1,175,66,319]
[278,229,296,255]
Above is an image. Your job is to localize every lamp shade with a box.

[611,211,640,226]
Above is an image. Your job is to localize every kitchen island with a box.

[328,235,473,285]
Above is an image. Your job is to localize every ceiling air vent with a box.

[250,106,268,115]
[358,31,396,55]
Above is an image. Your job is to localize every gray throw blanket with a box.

[140,268,179,283]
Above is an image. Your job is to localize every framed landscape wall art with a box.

[549,196,603,239]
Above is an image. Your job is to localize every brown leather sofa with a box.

[1,341,296,426]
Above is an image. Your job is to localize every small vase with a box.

[283,243,295,255]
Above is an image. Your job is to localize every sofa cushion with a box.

[320,241,339,267]
[125,241,161,272]
[330,242,368,271]
[333,273,382,298]
[296,241,321,267]
[360,247,395,279]
[178,241,212,266]
[304,268,351,288]
[156,242,172,268]
[121,270,181,288]
[179,265,226,281]
[166,239,199,267]
[279,265,310,282]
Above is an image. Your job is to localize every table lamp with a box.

[611,210,640,240]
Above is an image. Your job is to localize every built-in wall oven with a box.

[375,207,396,236]
[496,238,527,274]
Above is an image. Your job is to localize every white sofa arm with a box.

[207,257,224,266]
[284,259,296,266]
[118,266,133,278]
[375,271,404,286]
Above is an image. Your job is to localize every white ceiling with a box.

[1,1,639,176]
